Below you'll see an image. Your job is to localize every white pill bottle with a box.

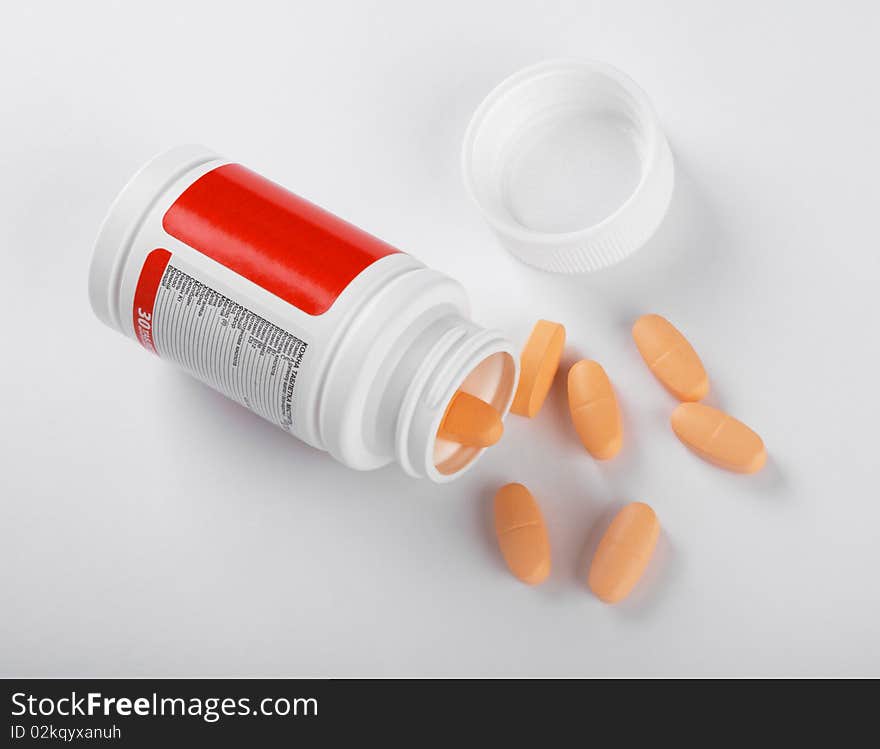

[89,145,518,481]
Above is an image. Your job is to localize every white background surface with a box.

[2,1,878,677]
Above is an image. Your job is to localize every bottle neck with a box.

[393,315,518,481]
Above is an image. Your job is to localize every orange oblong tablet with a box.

[632,314,709,402]
[588,502,659,604]
[567,360,622,460]
[437,391,503,447]
[510,320,565,418]
[671,402,766,474]
[494,483,551,585]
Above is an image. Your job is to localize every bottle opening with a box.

[432,351,517,477]
[394,317,518,482]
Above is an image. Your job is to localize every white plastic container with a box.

[89,145,517,481]
[463,59,674,273]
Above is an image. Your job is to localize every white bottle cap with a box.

[462,59,674,273]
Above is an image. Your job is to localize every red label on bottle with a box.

[132,248,171,353]
[162,164,399,315]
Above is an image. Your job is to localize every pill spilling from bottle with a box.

[482,312,766,602]
[87,150,766,605]
[437,391,503,447]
